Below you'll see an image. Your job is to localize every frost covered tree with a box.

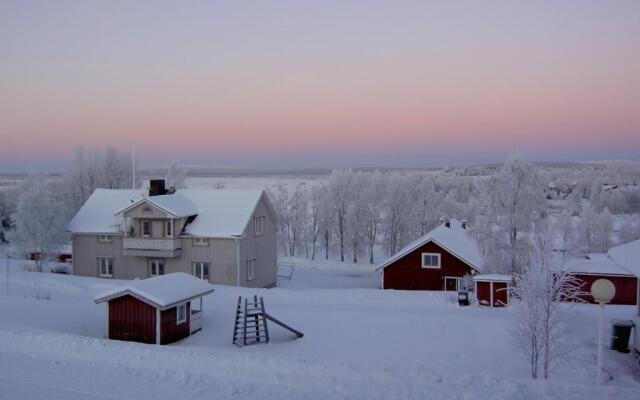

[166,161,188,189]
[362,171,385,264]
[594,207,614,252]
[511,218,584,379]
[327,170,353,262]
[9,175,68,272]
[488,156,544,273]
[618,214,640,244]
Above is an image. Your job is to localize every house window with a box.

[97,235,112,243]
[165,220,172,237]
[98,257,113,277]
[444,277,459,291]
[422,253,441,269]
[142,206,152,214]
[247,258,256,281]
[176,303,186,324]
[254,216,266,236]
[192,237,209,247]
[193,261,209,280]
[150,259,164,276]
[142,220,151,237]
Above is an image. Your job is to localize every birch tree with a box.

[166,161,188,189]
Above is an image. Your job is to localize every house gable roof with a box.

[376,219,484,272]
[68,188,270,238]
[94,273,215,309]
[555,253,634,277]
[607,239,640,277]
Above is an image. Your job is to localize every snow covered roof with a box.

[555,253,634,277]
[376,219,484,271]
[114,192,198,218]
[68,188,271,238]
[608,239,640,277]
[94,273,215,309]
[68,189,146,234]
[473,274,513,282]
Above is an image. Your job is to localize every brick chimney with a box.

[461,219,467,229]
[445,218,451,228]
[149,179,167,197]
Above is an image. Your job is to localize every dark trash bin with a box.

[458,291,469,306]
[610,320,635,353]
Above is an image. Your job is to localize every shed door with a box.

[493,282,508,307]
[476,282,491,306]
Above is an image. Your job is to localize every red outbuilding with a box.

[94,273,215,345]
[556,253,638,306]
[376,219,483,291]
[473,274,512,307]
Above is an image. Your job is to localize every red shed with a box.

[94,273,215,345]
[376,219,483,291]
[473,274,512,307]
[557,253,638,306]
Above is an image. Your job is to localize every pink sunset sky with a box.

[1,1,639,171]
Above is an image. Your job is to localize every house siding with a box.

[572,274,638,305]
[238,194,278,288]
[382,241,476,290]
[72,234,238,285]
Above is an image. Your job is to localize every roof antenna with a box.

[131,140,136,189]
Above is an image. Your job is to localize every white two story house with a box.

[67,180,278,288]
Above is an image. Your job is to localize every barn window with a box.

[150,260,164,276]
[247,258,256,281]
[176,304,187,324]
[98,257,113,277]
[142,220,151,237]
[192,261,209,280]
[97,235,112,243]
[192,237,209,247]
[421,253,441,269]
[254,216,265,236]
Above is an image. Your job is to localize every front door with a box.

[444,277,458,291]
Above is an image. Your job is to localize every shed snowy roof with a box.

[376,219,484,271]
[68,188,270,237]
[555,253,634,277]
[608,239,640,277]
[94,273,215,309]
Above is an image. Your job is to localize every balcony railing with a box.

[122,238,182,257]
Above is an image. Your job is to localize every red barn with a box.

[377,219,483,291]
[557,253,638,306]
[94,273,215,345]
[473,275,512,307]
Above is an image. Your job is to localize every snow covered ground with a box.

[0,256,639,399]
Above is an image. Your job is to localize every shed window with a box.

[254,216,266,236]
[193,261,209,280]
[247,258,256,281]
[98,257,113,277]
[176,304,187,324]
[422,253,441,269]
[142,220,151,237]
[150,259,164,276]
[192,237,209,247]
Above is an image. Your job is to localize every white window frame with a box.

[421,252,441,269]
[444,276,459,291]
[176,303,187,324]
[192,237,209,247]
[247,258,256,281]
[192,261,209,280]
[141,220,151,237]
[98,257,113,278]
[254,216,265,236]
[97,235,112,243]
[150,259,164,276]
